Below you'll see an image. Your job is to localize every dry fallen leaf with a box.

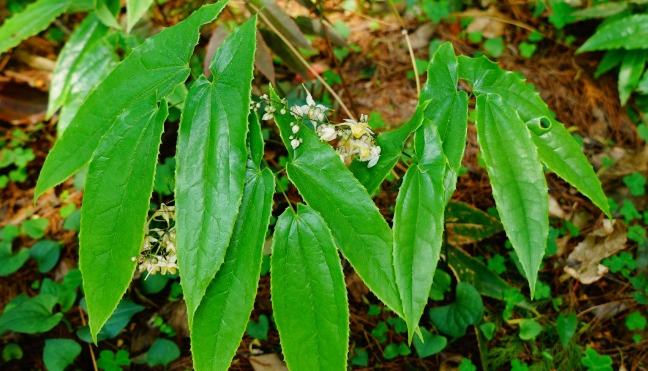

[250,353,289,371]
[564,220,627,284]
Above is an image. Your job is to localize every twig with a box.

[78,307,99,371]
[387,0,420,96]
[249,3,356,120]
[318,9,359,118]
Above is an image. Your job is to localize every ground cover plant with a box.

[0,0,647,370]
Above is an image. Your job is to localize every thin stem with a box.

[249,3,356,120]
[263,159,295,212]
[388,0,421,95]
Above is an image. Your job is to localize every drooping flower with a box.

[317,124,337,142]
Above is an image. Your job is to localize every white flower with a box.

[292,125,300,134]
[290,105,304,118]
[317,125,337,141]
[143,235,157,251]
[367,146,381,168]
[158,255,178,275]
[300,92,328,123]
[291,139,301,149]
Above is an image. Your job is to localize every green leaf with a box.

[519,319,542,340]
[0,242,29,276]
[445,201,503,245]
[581,346,613,371]
[126,0,154,32]
[577,14,648,52]
[458,55,610,218]
[97,350,131,371]
[246,314,269,340]
[80,98,167,342]
[0,0,71,54]
[271,205,349,371]
[349,103,426,194]
[0,294,63,333]
[625,311,647,331]
[413,327,447,358]
[556,313,578,347]
[47,14,112,119]
[176,16,257,325]
[153,157,175,196]
[192,168,275,371]
[2,343,23,361]
[94,0,121,29]
[77,299,144,342]
[29,240,61,273]
[394,125,445,341]
[146,338,180,367]
[43,339,82,371]
[35,1,228,200]
[57,36,118,135]
[429,282,482,338]
[21,218,49,239]
[595,50,625,79]
[271,87,402,316]
[475,94,548,295]
[571,2,628,20]
[419,42,468,203]
[618,50,648,105]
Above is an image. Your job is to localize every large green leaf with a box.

[192,168,274,371]
[475,94,548,296]
[618,50,648,105]
[0,0,71,54]
[47,14,111,119]
[349,104,426,194]
[458,55,610,217]
[577,14,648,52]
[35,1,228,200]
[127,0,154,32]
[271,205,349,371]
[80,97,168,342]
[393,122,445,341]
[270,87,402,316]
[176,16,256,324]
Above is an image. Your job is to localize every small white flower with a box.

[262,112,274,121]
[367,146,381,168]
[317,125,337,141]
[292,125,300,134]
[291,139,301,149]
[280,108,286,115]
[290,105,304,118]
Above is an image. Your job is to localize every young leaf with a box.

[429,282,483,338]
[0,243,29,276]
[270,87,403,316]
[0,0,71,54]
[475,94,548,296]
[80,98,168,342]
[126,0,154,32]
[349,103,426,194]
[176,16,257,324]
[35,1,228,201]
[47,14,111,118]
[458,55,610,217]
[94,0,121,30]
[271,205,349,371]
[595,50,625,79]
[618,50,648,105]
[0,294,63,333]
[393,123,445,341]
[191,168,275,371]
[556,313,578,347]
[577,14,648,52]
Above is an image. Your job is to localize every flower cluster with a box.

[252,89,381,167]
[134,204,178,277]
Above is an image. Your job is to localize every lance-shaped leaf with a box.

[35,1,228,201]
[192,168,274,371]
[475,94,548,296]
[127,0,154,32]
[269,87,403,316]
[419,42,468,203]
[80,96,168,342]
[47,14,111,118]
[458,55,610,217]
[176,16,257,324]
[577,14,648,52]
[349,102,427,194]
[618,50,648,105]
[271,205,349,371]
[0,0,71,54]
[58,37,119,135]
[393,122,445,341]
